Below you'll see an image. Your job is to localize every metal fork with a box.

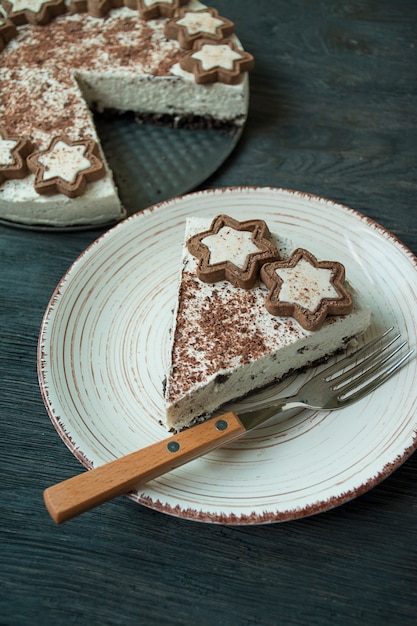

[44,328,413,524]
[236,327,414,430]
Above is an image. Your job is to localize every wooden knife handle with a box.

[43,411,246,524]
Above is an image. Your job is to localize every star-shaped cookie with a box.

[69,0,122,18]
[187,214,280,289]
[1,0,66,25]
[164,7,235,50]
[27,135,106,198]
[134,0,188,20]
[179,38,254,84]
[0,127,33,183]
[260,248,353,330]
[0,16,17,51]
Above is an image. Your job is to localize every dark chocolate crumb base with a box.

[134,112,242,135]
[169,335,356,433]
[169,412,209,433]
[93,108,242,135]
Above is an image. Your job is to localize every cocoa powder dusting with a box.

[167,273,270,400]
[0,9,182,146]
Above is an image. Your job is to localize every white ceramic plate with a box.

[38,187,417,523]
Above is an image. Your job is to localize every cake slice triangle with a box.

[164,216,371,431]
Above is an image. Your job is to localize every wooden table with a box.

[2,1,416,624]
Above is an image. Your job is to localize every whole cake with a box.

[0,0,253,227]
[164,215,372,431]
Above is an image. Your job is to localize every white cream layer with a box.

[38,141,92,183]
[202,226,260,268]
[177,11,224,35]
[0,139,18,166]
[276,258,340,311]
[192,43,243,70]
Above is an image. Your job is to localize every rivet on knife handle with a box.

[43,411,246,524]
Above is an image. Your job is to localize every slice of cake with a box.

[0,1,253,227]
[164,215,371,431]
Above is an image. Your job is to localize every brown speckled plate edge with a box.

[38,187,417,524]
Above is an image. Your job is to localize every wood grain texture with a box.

[44,412,246,524]
[1,1,417,624]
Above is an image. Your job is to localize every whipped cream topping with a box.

[0,139,18,165]
[177,11,224,35]
[6,0,48,11]
[144,0,173,6]
[192,43,243,70]
[275,258,339,311]
[202,225,261,268]
[37,141,92,182]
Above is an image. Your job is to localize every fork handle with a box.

[43,412,246,524]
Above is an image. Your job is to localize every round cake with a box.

[0,0,253,227]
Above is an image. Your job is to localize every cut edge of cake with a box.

[0,1,252,227]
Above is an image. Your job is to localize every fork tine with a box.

[333,339,408,395]
[337,348,413,406]
[319,327,397,381]
[331,337,407,390]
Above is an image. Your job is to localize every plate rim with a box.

[38,185,417,524]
